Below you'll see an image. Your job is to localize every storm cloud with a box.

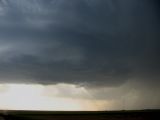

[0,0,160,87]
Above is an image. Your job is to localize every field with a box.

[0,110,159,120]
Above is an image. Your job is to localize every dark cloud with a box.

[0,0,159,87]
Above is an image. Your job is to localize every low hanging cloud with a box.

[0,0,159,88]
[0,82,159,110]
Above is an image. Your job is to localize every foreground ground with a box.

[0,110,159,120]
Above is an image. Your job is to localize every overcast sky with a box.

[0,0,160,110]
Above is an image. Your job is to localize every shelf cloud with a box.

[0,0,160,110]
[0,0,159,87]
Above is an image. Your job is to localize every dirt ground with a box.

[0,110,159,120]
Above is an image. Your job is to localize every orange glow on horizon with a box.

[0,84,107,111]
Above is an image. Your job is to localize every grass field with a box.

[0,110,159,120]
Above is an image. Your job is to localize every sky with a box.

[0,0,160,111]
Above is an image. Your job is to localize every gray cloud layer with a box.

[0,0,160,87]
